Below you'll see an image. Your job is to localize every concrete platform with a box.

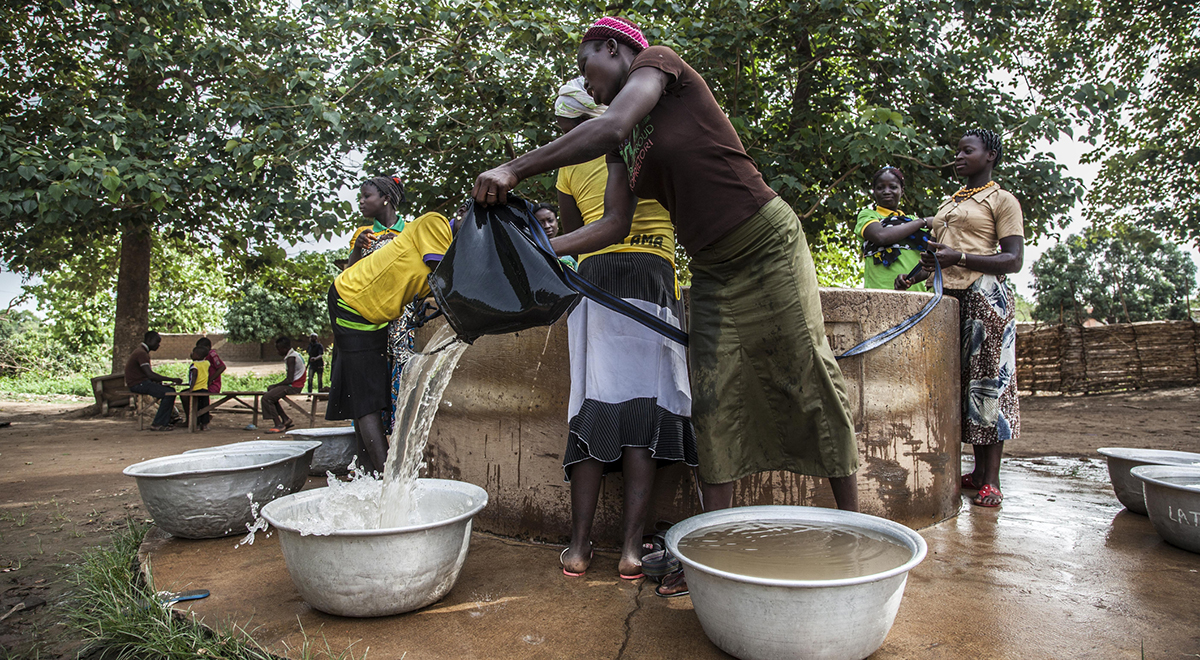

[142,456,1200,659]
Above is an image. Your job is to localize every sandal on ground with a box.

[619,570,644,580]
[282,420,295,431]
[973,483,1003,507]
[654,569,689,598]
[641,549,681,580]
[265,427,288,434]
[961,473,981,490]
[149,425,173,432]
[560,544,593,577]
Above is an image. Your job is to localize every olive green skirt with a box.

[689,196,858,483]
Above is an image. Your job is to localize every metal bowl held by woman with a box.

[184,440,321,493]
[123,446,317,539]
[1097,448,1200,515]
[664,506,927,660]
[285,426,360,476]
[1131,465,1200,554]
[260,478,488,617]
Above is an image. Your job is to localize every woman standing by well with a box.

[898,129,1024,507]
[473,18,859,546]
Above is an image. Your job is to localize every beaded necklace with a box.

[951,180,994,204]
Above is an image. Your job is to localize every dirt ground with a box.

[0,385,1197,658]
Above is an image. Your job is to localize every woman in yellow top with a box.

[326,175,457,473]
[898,129,1024,508]
[553,78,697,580]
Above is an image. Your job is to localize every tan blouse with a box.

[930,184,1024,289]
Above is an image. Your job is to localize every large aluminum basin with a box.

[260,478,488,617]
[1131,465,1200,554]
[1097,448,1200,515]
[123,447,316,539]
[286,427,360,475]
[664,506,927,660]
[184,440,321,492]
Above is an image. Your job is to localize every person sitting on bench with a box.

[125,331,182,431]
[264,336,306,433]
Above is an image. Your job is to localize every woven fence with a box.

[1016,320,1200,394]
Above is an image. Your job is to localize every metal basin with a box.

[1131,465,1200,554]
[124,447,317,539]
[286,427,360,475]
[1097,448,1200,515]
[260,478,488,617]
[664,506,927,660]
[184,440,321,493]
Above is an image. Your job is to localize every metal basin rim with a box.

[260,479,489,537]
[1097,447,1200,465]
[123,449,316,480]
[1130,465,1200,492]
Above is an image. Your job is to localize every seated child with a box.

[182,345,212,430]
[264,337,306,433]
[855,166,930,292]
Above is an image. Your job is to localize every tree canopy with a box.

[1018,0,1199,247]
[1031,225,1197,325]
[223,248,346,343]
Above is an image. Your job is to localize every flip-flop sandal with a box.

[654,569,689,598]
[641,549,681,579]
[961,474,981,490]
[265,428,288,434]
[619,571,645,580]
[973,483,1003,507]
[560,545,592,577]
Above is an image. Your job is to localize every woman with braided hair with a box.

[326,175,459,473]
[897,129,1025,507]
[474,16,858,595]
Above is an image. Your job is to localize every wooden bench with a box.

[91,373,155,428]
[177,390,328,433]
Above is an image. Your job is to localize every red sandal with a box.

[961,473,981,490]
[973,484,1003,507]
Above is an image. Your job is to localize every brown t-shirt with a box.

[606,46,778,254]
[930,184,1025,289]
[124,344,151,387]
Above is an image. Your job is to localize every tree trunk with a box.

[111,219,152,372]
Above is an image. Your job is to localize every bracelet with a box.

[958,252,967,267]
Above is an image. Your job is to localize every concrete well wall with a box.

[419,287,960,546]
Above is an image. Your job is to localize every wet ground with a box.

[145,455,1200,659]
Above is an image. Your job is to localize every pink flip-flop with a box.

[560,546,592,577]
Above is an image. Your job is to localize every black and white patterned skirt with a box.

[562,252,698,480]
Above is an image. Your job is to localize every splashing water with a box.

[378,325,469,528]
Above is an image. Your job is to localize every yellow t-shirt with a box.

[556,156,675,264]
[931,185,1024,289]
[334,212,454,324]
[188,360,210,393]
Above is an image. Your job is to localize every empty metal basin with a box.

[1097,448,1200,515]
[286,427,360,475]
[664,506,927,660]
[184,440,321,493]
[261,478,488,617]
[124,447,316,539]
[1131,465,1200,554]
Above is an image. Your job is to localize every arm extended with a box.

[472,67,669,205]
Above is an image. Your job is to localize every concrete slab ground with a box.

[144,456,1200,659]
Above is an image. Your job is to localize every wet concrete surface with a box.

[144,456,1200,659]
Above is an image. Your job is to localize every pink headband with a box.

[581,17,649,53]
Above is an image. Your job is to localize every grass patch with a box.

[0,361,331,398]
[66,521,364,659]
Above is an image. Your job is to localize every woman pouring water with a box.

[474,17,859,594]
[327,175,461,473]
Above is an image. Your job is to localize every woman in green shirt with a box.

[854,166,930,292]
